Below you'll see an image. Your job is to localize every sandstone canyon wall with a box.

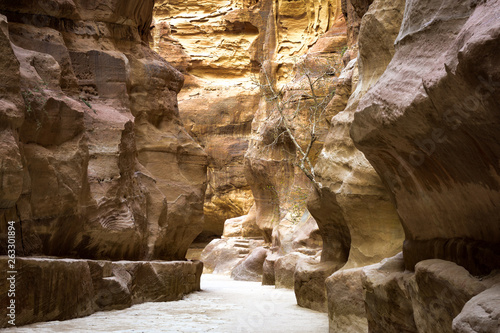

[0,0,205,327]
[152,0,346,240]
[347,0,500,331]
[352,0,500,276]
[287,0,407,316]
[0,0,207,261]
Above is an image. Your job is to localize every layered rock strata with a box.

[0,0,207,260]
[152,0,346,239]
[352,0,500,275]
[0,257,202,328]
[152,0,261,239]
[294,0,405,316]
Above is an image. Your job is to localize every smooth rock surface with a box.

[231,246,269,282]
[352,0,500,275]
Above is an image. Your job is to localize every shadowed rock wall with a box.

[0,0,207,261]
[0,257,202,328]
[352,0,500,275]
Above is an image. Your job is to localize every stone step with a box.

[234,238,250,243]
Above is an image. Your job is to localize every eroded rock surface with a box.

[298,0,405,316]
[231,246,268,281]
[0,0,207,260]
[453,283,500,333]
[352,0,500,275]
[362,256,500,333]
[152,0,346,239]
[200,237,265,275]
[0,257,202,328]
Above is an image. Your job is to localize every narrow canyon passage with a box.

[3,275,328,333]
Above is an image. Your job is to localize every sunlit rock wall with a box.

[0,0,207,261]
[244,0,346,244]
[152,0,344,239]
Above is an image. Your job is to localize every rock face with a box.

[152,0,261,239]
[0,256,202,328]
[231,246,268,281]
[275,252,310,289]
[200,237,265,275]
[222,205,262,238]
[361,255,500,333]
[453,283,500,333]
[294,0,405,317]
[351,0,500,275]
[152,0,346,239]
[0,0,207,260]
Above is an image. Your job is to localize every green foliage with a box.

[79,97,97,114]
[341,46,348,57]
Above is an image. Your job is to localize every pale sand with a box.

[4,274,328,332]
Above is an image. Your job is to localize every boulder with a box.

[453,283,500,333]
[231,246,269,282]
[294,259,340,312]
[201,238,265,275]
[0,256,203,328]
[275,252,310,289]
[362,256,494,333]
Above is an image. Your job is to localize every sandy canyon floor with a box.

[4,274,328,333]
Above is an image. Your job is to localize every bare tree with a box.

[256,55,340,188]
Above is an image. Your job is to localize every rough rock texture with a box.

[0,1,207,261]
[175,83,257,240]
[294,258,340,312]
[262,251,280,285]
[362,254,417,333]
[238,4,347,308]
[231,246,268,281]
[352,0,500,275]
[325,267,369,333]
[275,252,310,289]
[0,257,202,328]
[297,0,405,316]
[200,237,265,275]
[222,204,262,238]
[152,0,346,239]
[151,0,260,239]
[312,0,405,272]
[361,256,500,333]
